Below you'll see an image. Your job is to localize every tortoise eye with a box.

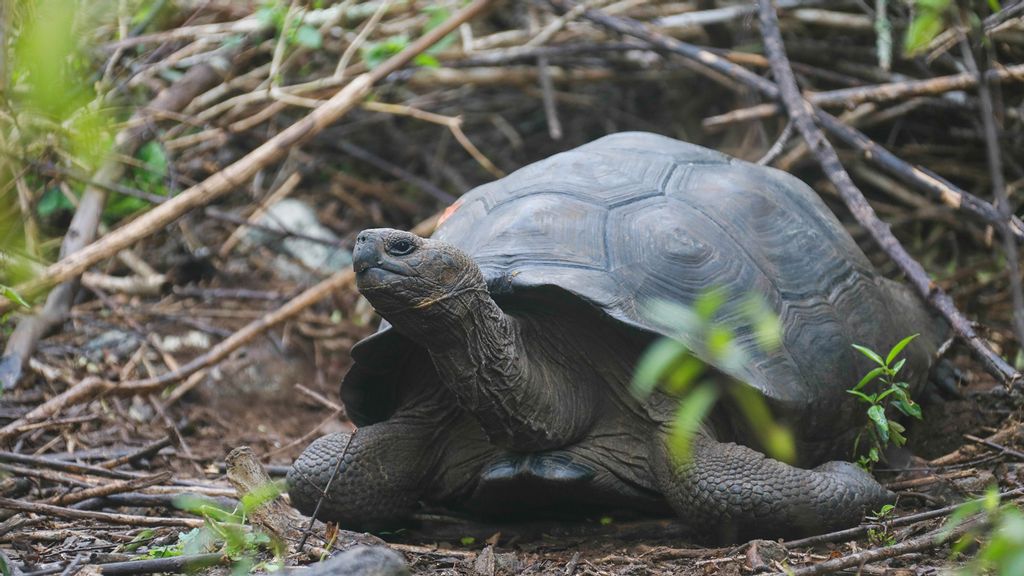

[388,239,416,256]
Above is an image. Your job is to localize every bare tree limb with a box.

[0,0,495,315]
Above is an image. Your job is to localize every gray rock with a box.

[290,546,409,576]
[246,199,351,279]
[83,330,141,362]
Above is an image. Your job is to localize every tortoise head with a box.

[353,228,487,321]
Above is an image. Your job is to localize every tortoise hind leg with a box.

[650,433,892,542]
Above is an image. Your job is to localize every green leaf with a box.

[294,25,322,49]
[853,344,885,367]
[37,187,75,218]
[641,299,702,338]
[460,536,475,546]
[867,404,889,443]
[422,5,457,54]
[876,387,899,402]
[940,496,985,540]
[846,389,874,403]
[904,10,946,56]
[103,194,151,222]
[886,333,919,366]
[0,285,29,309]
[854,366,886,391]
[891,358,906,376]
[632,338,688,399]
[666,382,719,462]
[362,35,410,69]
[665,354,706,396]
[895,397,923,420]
[890,420,906,446]
[694,288,726,320]
[729,385,796,463]
[135,140,169,191]
[239,481,283,514]
[414,53,440,68]
[741,294,782,352]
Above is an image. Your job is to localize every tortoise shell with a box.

[342,132,933,436]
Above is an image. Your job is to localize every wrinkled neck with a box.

[384,289,515,355]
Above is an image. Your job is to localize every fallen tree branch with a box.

[783,487,1024,549]
[20,553,227,576]
[773,518,980,575]
[0,496,204,528]
[0,0,495,315]
[703,64,1024,127]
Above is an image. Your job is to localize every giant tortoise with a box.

[289,132,944,540]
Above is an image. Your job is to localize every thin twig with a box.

[0,496,204,528]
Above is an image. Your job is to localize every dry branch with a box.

[0,0,495,315]
[773,519,979,576]
[704,64,1024,128]
[0,496,204,528]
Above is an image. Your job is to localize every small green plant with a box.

[867,503,897,546]
[847,334,923,470]
[633,289,794,464]
[942,486,1024,574]
[145,483,286,575]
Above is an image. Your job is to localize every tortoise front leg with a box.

[288,422,428,530]
[289,410,493,529]
[651,433,892,541]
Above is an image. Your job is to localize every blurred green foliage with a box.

[257,0,323,50]
[904,0,1001,56]
[0,0,131,301]
[632,289,795,464]
[361,4,457,69]
[904,0,953,56]
[944,486,1024,575]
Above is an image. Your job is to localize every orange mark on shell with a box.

[438,199,463,228]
